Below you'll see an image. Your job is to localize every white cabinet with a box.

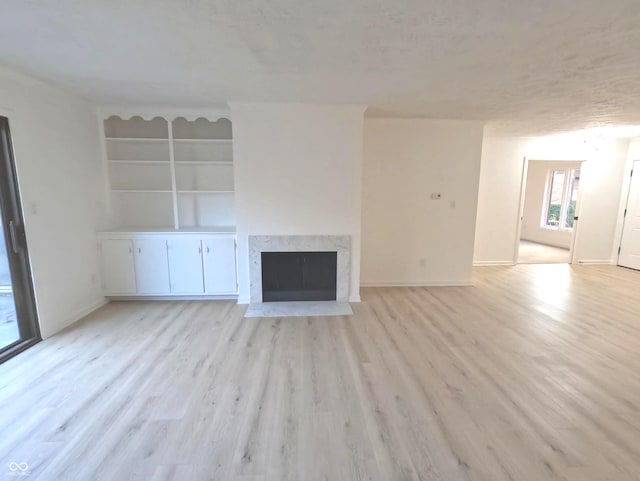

[203,236,237,294]
[167,238,204,293]
[98,231,237,298]
[133,239,170,294]
[100,239,136,295]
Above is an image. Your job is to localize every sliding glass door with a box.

[0,116,40,363]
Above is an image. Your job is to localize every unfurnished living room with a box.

[1,1,640,480]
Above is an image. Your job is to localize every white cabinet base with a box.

[98,231,237,298]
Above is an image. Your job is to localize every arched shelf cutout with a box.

[104,116,168,139]
[172,117,232,140]
[99,109,231,122]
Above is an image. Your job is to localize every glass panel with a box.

[0,212,19,349]
[545,170,565,227]
[564,169,580,229]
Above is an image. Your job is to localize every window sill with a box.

[540,226,574,232]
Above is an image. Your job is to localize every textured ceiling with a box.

[2,0,640,135]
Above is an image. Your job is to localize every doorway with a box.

[618,160,640,270]
[0,116,40,363]
[516,160,583,264]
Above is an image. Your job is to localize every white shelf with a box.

[112,189,173,193]
[104,116,235,229]
[174,160,233,165]
[177,190,234,194]
[108,160,170,164]
[105,137,169,142]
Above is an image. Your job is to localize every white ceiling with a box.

[2,0,640,135]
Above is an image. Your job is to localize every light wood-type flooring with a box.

[518,240,571,264]
[1,264,639,481]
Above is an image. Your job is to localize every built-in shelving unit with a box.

[101,113,235,230]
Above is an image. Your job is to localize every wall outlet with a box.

[430,193,442,200]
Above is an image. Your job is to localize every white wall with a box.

[474,135,630,264]
[231,103,365,303]
[361,118,484,286]
[0,66,107,338]
[521,160,581,248]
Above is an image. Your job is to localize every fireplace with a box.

[248,235,351,303]
[261,251,337,302]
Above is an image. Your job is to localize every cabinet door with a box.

[167,238,204,293]
[203,236,237,294]
[100,239,136,295]
[133,239,170,294]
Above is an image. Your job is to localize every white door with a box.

[134,239,170,294]
[100,239,136,295]
[203,236,237,294]
[619,162,640,270]
[167,238,204,293]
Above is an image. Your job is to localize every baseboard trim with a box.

[473,261,515,266]
[109,295,238,301]
[361,281,472,287]
[575,259,615,265]
[349,295,361,303]
[237,296,250,305]
[43,297,110,339]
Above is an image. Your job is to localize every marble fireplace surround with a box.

[249,235,351,303]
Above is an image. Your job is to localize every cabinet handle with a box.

[138,247,141,254]
[206,247,210,254]
[129,247,132,254]
[198,247,202,254]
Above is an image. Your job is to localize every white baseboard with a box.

[237,296,250,305]
[360,280,472,287]
[575,259,615,265]
[349,295,361,303]
[43,297,110,339]
[473,261,515,266]
[110,295,238,301]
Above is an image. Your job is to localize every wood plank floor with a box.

[1,264,640,481]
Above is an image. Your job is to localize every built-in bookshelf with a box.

[102,114,234,229]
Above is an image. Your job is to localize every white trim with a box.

[360,280,472,287]
[513,156,529,263]
[575,259,615,265]
[109,295,238,301]
[348,295,361,302]
[237,296,250,305]
[612,159,639,263]
[43,298,110,338]
[97,107,231,122]
[473,261,515,266]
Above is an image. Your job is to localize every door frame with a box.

[0,115,41,363]
[513,157,585,265]
[616,160,639,266]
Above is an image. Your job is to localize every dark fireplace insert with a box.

[261,251,337,302]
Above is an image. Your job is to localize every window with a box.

[542,168,580,230]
